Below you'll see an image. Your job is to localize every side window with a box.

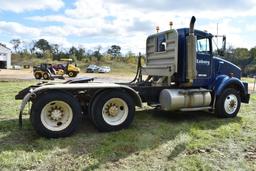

[196,37,210,54]
[156,34,166,52]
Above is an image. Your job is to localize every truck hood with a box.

[213,56,241,79]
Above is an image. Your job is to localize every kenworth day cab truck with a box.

[16,16,250,138]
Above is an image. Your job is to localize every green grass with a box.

[242,77,256,84]
[0,81,256,170]
[79,61,137,76]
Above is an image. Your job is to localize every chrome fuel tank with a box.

[159,89,211,111]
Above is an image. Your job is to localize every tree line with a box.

[8,38,256,75]
[221,46,256,76]
[9,38,137,64]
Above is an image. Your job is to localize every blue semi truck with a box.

[16,16,250,138]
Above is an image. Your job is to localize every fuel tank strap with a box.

[178,89,211,95]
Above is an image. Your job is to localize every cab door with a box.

[193,35,213,86]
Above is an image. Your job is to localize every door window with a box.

[196,38,210,54]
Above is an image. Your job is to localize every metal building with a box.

[0,43,11,69]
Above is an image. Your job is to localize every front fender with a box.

[212,75,249,103]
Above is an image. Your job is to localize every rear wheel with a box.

[43,72,50,80]
[34,72,42,79]
[90,90,135,132]
[215,88,241,118]
[31,92,81,138]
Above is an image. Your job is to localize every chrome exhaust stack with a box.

[186,16,197,83]
[189,16,196,35]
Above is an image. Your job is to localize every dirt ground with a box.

[0,69,255,92]
[0,69,34,80]
[0,69,133,82]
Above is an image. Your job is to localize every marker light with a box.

[170,21,173,29]
[156,26,160,33]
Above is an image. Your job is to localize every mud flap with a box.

[18,92,32,128]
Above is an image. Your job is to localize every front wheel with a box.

[90,90,135,132]
[31,92,81,138]
[215,88,241,118]
[68,71,77,77]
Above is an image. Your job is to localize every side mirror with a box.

[222,36,226,51]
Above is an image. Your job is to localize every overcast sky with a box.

[0,0,256,54]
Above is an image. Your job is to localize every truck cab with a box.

[176,29,241,88]
[141,19,249,106]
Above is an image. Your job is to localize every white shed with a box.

[0,43,11,69]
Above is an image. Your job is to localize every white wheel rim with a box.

[102,98,129,126]
[224,94,238,114]
[69,72,73,76]
[41,101,73,131]
[43,74,48,79]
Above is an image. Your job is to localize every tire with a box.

[90,90,135,132]
[42,72,50,80]
[34,72,42,79]
[215,88,241,118]
[30,91,81,138]
[68,71,77,77]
